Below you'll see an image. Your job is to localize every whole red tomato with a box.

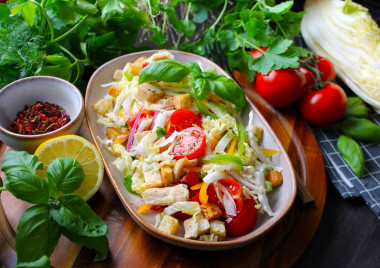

[299,82,347,127]
[255,68,307,107]
[251,47,268,61]
[300,55,336,87]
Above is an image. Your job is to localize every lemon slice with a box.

[35,135,104,201]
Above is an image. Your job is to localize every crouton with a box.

[184,215,210,239]
[113,69,124,81]
[93,99,110,115]
[253,126,263,142]
[107,85,122,98]
[106,127,123,140]
[142,184,189,205]
[130,56,147,75]
[144,170,163,188]
[173,94,194,109]
[148,49,174,62]
[210,220,226,240]
[159,215,179,235]
[266,170,283,187]
[135,83,163,103]
[201,203,223,221]
[173,157,198,182]
[161,165,173,187]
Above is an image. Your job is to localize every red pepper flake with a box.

[8,101,71,135]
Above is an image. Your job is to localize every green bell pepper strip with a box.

[236,122,246,156]
[201,154,244,172]
[194,99,218,119]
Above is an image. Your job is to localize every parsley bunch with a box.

[0,151,108,267]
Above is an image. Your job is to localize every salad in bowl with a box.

[87,50,296,249]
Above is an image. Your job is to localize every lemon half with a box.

[35,135,104,201]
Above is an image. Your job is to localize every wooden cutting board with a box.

[0,78,326,268]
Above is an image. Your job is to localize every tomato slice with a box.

[172,127,206,159]
[225,198,258,238]
[128,110,154,128]
[166,109,202,136]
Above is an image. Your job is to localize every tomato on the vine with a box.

[128,110,154,128]
[166,109,202,136]
[225,198,258,238]
[255,68,307,107]
[172,127,206,159]
[299,82,347,127]
[300,55,336,87]
[251,47,267,61]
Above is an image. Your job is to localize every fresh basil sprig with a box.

[139,60,189,84]
[0,151,108,266]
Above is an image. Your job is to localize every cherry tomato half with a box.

[128,110,155,128]
[255,68,307,107]
[166,109,202,136]
[172,127,206,159]
[300,55,336,87]
[225,198,258,238]
[299,82,347,127]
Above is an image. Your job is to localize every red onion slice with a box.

[148,111,160,130]
[126,106,144,151]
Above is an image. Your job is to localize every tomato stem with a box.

[299,57,327,90]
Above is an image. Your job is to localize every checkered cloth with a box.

[294,0,380,220]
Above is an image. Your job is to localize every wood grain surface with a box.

[0,78,326,268]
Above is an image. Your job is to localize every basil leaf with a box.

[156,127,167,137]
[138,60,189,84]
[16,205,60,263]
[343,97,369,119]
[185,62,202,76]
[189,78,212,100]
[61,228,109,262]
[50,193,108,237]
[15,255,51,268]
[213,76,246,110]
[46,158,84,199]
[336,118,380,143]
[5,171,49,204]
[1,151,42,176]
[337,135,365,177]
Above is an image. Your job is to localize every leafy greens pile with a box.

[0,151,108,267]
[0,0,307,90]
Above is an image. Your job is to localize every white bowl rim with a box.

[0,76,84,139]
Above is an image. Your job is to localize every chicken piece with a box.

[113,69,124,81]
[266,170,283,187]
[161,165,173,187]
[200,203,222,221]
[142,184,189,205]
[144,170,163,188]
[210,220,226,240]
[107,85,122,98]
[173,157,198,182]
[93,99,110,115]
[159,215,179,235]
[130,56,147,75]
[172,94,194,109]
[184,215,210,239]
[253,126,263,142]
[148,49,174,62]
[106,127,123,140]
[135,83,163,103]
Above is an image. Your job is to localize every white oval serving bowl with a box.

[0,76,84,153]
[85,50,296,250]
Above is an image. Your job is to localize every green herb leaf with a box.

[46,158,84,199]
[5,171,50,204]
[212,76,246,110]
[61,228,109,262]
[265,180,272,192]
[258,0,293,15]
[343,97,370,119]
[50,193,108,237]
[228,50,256,82]
[15,255,51,268]
[1,151,43,175]
[16,205,61,263]
[337,135,365,177]
[138,60,189,84]
[336,118,380,143]
[39,55,73,81]
[156,127,167,137]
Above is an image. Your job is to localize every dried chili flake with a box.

[8,101,71,135]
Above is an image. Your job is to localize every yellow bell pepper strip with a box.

[261,148,281,156]
[191,183,203,191]
[201,154,244,172]
[199,182,209,205]
[114,136,128,144]
[137,203,153,214]
[237,122,247,156]
[227,138,238,155]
